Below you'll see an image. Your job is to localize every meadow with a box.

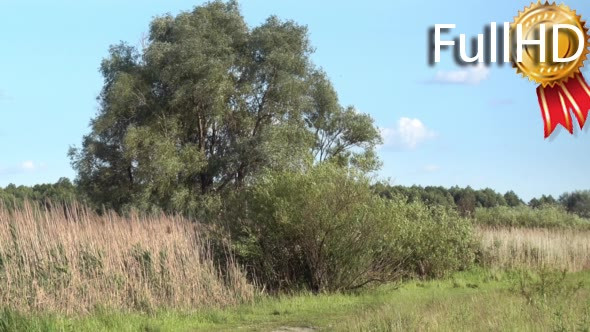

[2,269,589,331]
[1,203,590,331]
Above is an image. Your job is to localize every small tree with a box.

[504,190,523,207]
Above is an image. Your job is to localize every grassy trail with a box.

[3,268,589,331]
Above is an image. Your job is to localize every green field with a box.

[3,268,589,332]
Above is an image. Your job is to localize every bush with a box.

[387,203,476,279]
[223,164,476,292]
[473,205,590,229]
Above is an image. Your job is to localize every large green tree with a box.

[70,1,381,212]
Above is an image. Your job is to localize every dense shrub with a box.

[388,203,476,279]
[223,164,476,292]
[473,205,590,229]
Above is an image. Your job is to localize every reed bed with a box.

[0,202,253,314]
[478,227,590,271]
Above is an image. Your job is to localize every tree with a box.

[306,71,381,170]
[475,188,507,208]
[0,178,80,209]
[529,194,557,208]
[559,191,590,218]
[539,194,557,206]
[421,186,455,207]
[504,190,523,207]
[455,187,477,216]
[69,1,380,212]
[528,197,541,209]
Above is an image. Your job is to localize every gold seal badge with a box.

[511,2,589,87]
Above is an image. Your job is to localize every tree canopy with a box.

[0,178,79,209]
[373,184,526,216]
[559,191,590,218]
[69,1,381,212]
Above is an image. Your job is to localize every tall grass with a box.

[3,269,588,331]
[0,202,253,314]
[478,227,590,271]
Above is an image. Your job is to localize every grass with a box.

[0,202,253,314]
[2,203,590,331]
[478,227,590,271]
[2,268,589,331]
[339,269,590,331]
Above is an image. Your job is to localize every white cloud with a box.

[20,161,36,171]
[422,164,440,173]
[429,64,490,85]
[489,98,514,107]
[381,117,436,149]
[0,90,10,101]
[0,161,45,176]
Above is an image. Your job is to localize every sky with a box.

[1,0,590,201]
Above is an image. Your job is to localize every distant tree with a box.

[528,197,541,208]
[0,178,80,209]
[421,186,455,207]
[475,188,507,208]
[455,187,477,216]
[559,191,590,218]
[539,194,557,206]
[69,1,380,212]
[530,194,557,208]
[372,182,393,199]
[504,190,523,207]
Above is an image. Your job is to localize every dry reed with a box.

[0,202,254,314]
[478,227,590,271]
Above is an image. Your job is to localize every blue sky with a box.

[1,0,590,201]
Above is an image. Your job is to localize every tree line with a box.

[2,177,590,221]
[0,178,79,209]
[373,183,590,219]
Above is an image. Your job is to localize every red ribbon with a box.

[536,73,590,138]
